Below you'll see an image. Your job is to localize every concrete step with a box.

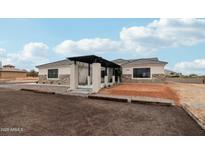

[68,88,92,94]
[88,94,175,106]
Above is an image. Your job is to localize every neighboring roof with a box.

[113,57,168,67]
[165,69,181,74]
[68,55,120,68]
[112,59,130,65]
[36,59,73,68]
[3,64,15,68]
[0,68,27,73]
[0,64,26,73]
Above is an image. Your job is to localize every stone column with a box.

[92,63,101,93]
[87,76,91,86]
[112,68,115,84]
[70,62,78,90]
[104,66,108,87]
[87,63,91,86]
[104,75,108,87]
[112,76,115,84]
[117,76,120,84]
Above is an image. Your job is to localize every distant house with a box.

[113,58,168,82]
[165,69,182,77]
[0,64,27,79]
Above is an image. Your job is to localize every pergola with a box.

[68,55,121,93]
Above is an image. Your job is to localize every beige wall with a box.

[38,66,71,75]
[122,64,165,79]
[0,71,27,79]
[38,63,90,85]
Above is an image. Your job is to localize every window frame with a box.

[47,69,59,79]
[132,67,151,79]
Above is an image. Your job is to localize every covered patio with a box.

[68,55,121,93]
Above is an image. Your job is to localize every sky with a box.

[0,18,205,75]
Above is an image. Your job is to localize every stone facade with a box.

[122,74,166,83]
[122,74,132,82]
[38,74,70,85]
[152,74,166,83]
[122,73,205,84]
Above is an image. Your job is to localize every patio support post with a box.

[117,76,120,84]
[104,67,108,87]
[112,68,115,84]
[70,61,78,90]
[117,68,120,84]
[92,63,101,93]
[87,63,91,86]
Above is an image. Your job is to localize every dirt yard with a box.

[0,88,204,136]
[100,83,179,104]
[100,82,205,129]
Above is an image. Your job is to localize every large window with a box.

[48,69,58,79]
[133,68,151,78]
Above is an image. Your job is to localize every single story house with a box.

[0,64,27,79]
[36,55,167,92]
[36,55,120,93]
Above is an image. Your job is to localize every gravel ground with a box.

[0,88,204,136]
[169,83,205,129]
[100,83,179,104]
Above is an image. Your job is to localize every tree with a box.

[189,74,198,77]
[27,69,38,77]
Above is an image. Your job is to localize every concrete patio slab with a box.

[88,94,175,106]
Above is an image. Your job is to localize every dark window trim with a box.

[132,67,151,79]
[48,69,59,79]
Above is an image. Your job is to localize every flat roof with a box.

[68,55,120,68]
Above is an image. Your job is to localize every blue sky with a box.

[0,18,205,75]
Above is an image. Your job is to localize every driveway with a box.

[0,88,204,136]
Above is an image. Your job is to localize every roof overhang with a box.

[68,55,120,68]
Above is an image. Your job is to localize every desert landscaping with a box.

[100,82,205,129]
[0,87,204,136]
[0,81,205,135]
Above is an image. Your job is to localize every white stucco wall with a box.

[38,63,90,84]
[38,66,71,75]
[122,64,165,79]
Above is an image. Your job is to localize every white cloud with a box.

[174,58,205,75]
[120,18,205,51]
[20,42,49,60]
[1,42,49,70]
[55,38,121,56]
[0,48,6,56]
[55,18,205,55]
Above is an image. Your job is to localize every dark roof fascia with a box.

[68,55,120,68]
